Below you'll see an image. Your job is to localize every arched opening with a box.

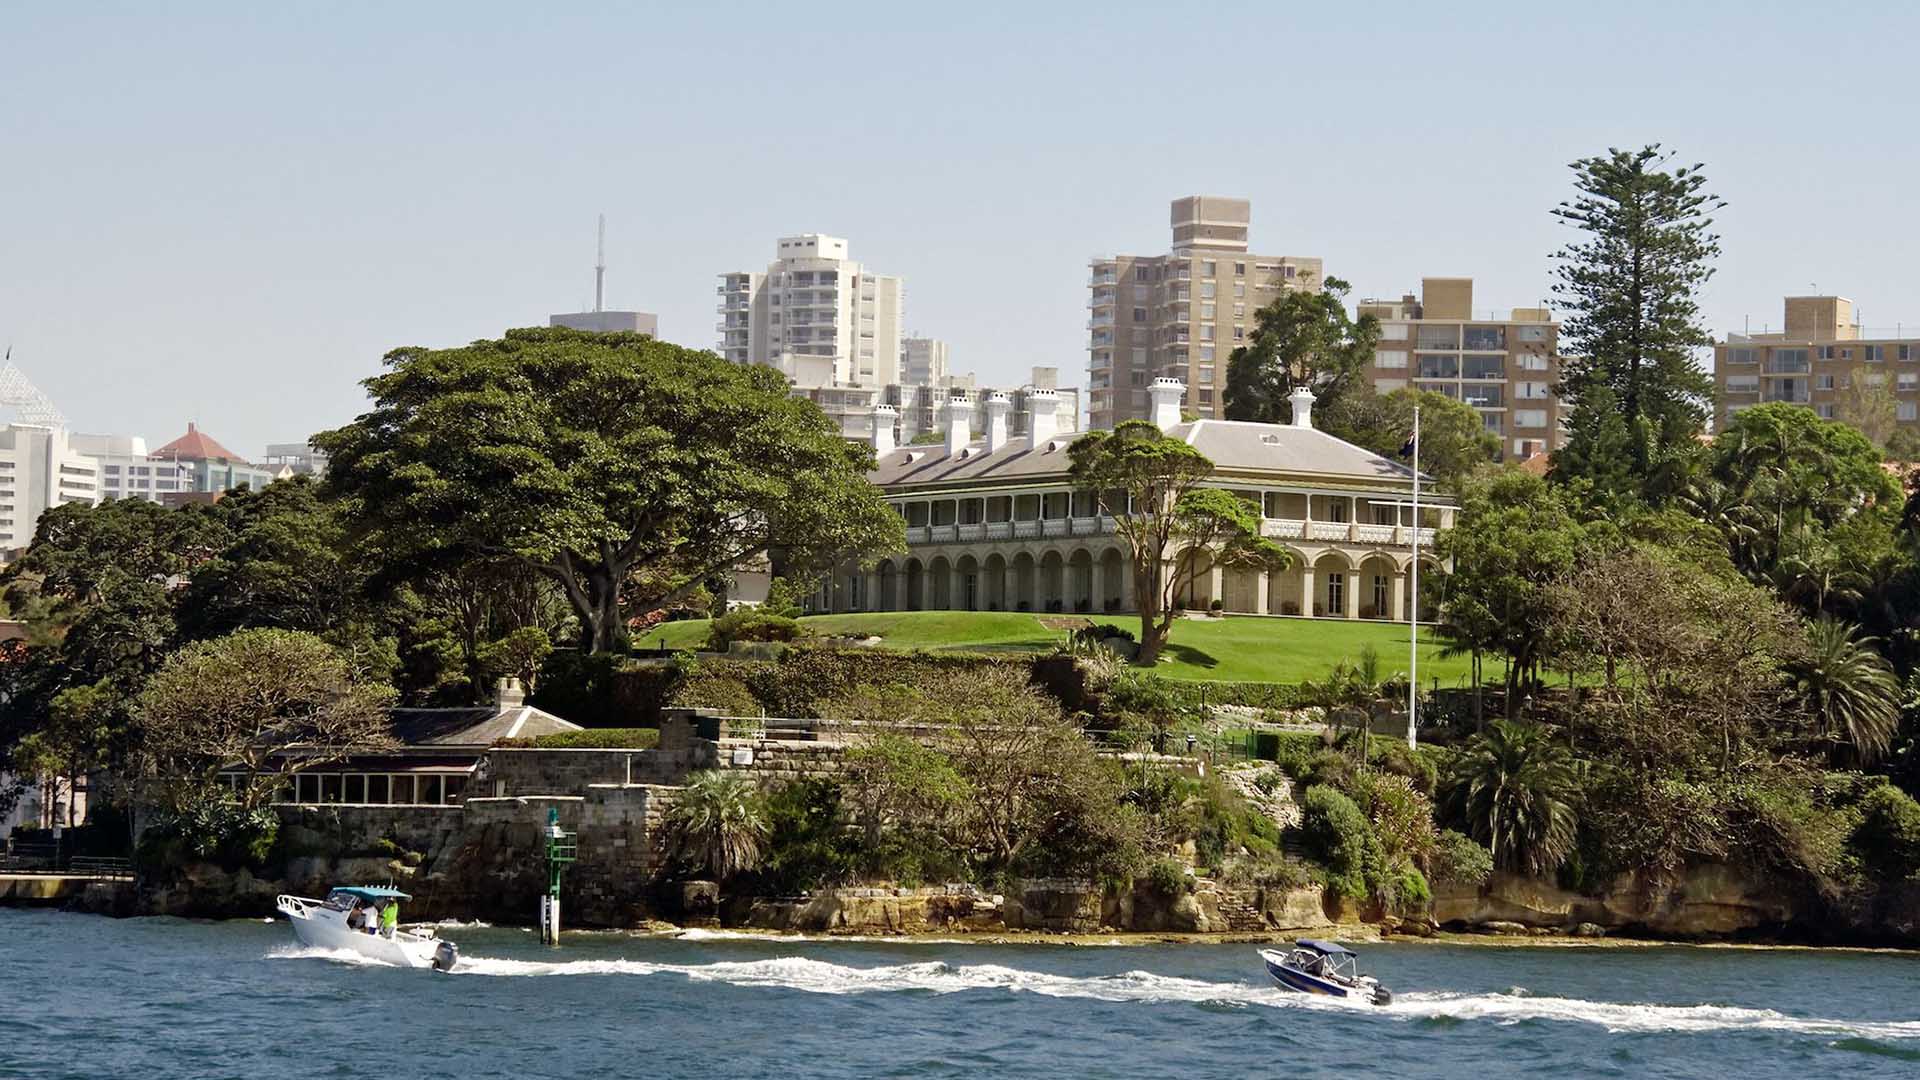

[1175,547,1215,610]
[1012,552,1037,613]
[1311,552,1355,618]
[877,560,899,612]
[1039,550,1066,613]
[1356,553,1398,620]
[1097,547,1127,614]
[1067,549,1095,614]
[983,553,1008,611]
[928,555,953,610]
[905,558,925,612]
[955,554,981,611]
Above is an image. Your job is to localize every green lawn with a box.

[637,610,1475,686]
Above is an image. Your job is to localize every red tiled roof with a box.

[153,422,247,463]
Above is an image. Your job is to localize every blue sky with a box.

[4,1,1917,455]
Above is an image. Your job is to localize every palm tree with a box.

[664,770,770,880]
[1786,619,1901,766]
[1444,720,1579,877]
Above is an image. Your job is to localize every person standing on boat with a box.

[380,900,398,938]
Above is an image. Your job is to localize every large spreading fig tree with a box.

[316,329,904,653]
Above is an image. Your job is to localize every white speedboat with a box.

[276,886,458,971]
[1260,941,1392,1005]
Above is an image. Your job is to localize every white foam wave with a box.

[444,954,1920,1039]
[1391,990,1920,1039]
[670,928,979,946]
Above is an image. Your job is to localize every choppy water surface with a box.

[4,909,1918,1079]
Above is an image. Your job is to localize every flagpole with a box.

[1408,405,1420,750]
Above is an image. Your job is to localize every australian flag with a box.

[1397,434,1416,459]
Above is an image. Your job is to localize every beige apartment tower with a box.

[1358,278,1567,461]
[1087,197,1322,428]
[1715,295,1920,434]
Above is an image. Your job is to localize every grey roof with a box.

[388,705,582,749]
[867,420,1424,491]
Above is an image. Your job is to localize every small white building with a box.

[69,433,196,504]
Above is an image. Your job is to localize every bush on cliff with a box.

[1852,783,1920,882]
[1299,784,1377,899]
[1428,829,1494,889]
[136,786,279,871]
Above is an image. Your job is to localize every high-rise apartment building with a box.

[901,337,950,387]
[718,234,904,386]
[1358,278,1567,461]
[1714,295,1920,434]
[0,424,99,551]
[1087,197,1322,428]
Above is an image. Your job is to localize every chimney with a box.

[984,391,1012,453]
[1289,387,1317,430]
[495,676,526,710]
[871,404,897,455]
[945,396,974,456]
[1026,388,1059,445]
[1148,377,1185,431]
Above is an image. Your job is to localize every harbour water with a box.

[5,908,1918,1079]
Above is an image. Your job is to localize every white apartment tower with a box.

[902,337,950,387]
[718,234,905,386]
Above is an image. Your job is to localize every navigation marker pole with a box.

[1407,406,1421,750]
[541,806,577,946]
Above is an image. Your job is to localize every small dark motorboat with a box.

[1260,940,1392,1006]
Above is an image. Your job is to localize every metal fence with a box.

[0,842,134,878]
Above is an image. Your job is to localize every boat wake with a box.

[438,954,1920,1040]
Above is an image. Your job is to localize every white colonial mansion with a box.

[813,379,1453,621]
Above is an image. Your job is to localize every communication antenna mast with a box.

[594,214,606,313]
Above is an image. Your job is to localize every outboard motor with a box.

[1371,985,1393,1006]
[432,940,459,973]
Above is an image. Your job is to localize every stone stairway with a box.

[1195,878,1269,932]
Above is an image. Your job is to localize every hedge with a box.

[531,728,661,750]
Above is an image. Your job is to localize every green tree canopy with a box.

[1223,276,1379,424]
[1322,387,1500,493]
[1551,145,1722,495]
[315,329,904,653]
[137,629,398,810]
[1435,469,1590,711]
[1068,421,1289,664]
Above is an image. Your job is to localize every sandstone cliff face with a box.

[1432,865,1805,939]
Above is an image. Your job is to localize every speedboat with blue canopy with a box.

[277,886,457,971]
[1259,940,1391,1005]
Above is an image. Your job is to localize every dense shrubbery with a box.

[704,609,805,652]
[135,788,279,870]
[1299,785,1376,899]
[1429,830,1494,889]
[1851,784,1920,882]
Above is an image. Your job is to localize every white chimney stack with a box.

[871,404,897,455]
[945,397,974,456]
[1289,387,1317,430]
[1025,388,1058,446]
[1148,377,1186,431]
[984,391,1012,453]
